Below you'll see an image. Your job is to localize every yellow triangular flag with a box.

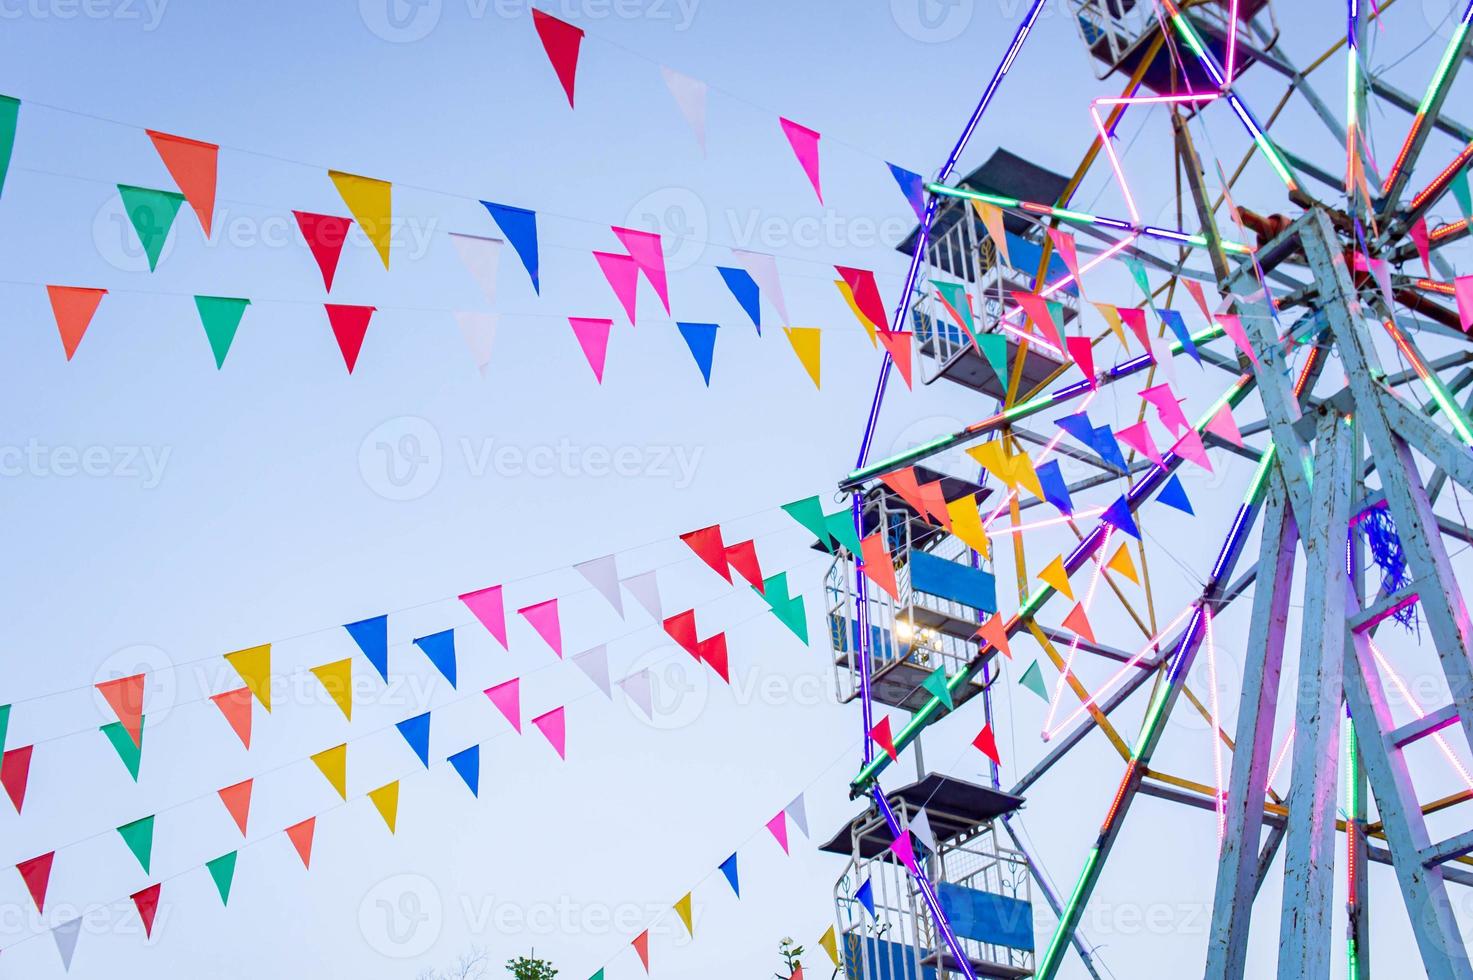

[328,169,392,269]
[783,327,822,389]
[310,658,354,721]
[673,892,694,936]
[224,644,273,713]
[369,780,400,833]
[1007,451,1045,501]
[835,280,878,347]
[1039,555,1074,600]
[1106,543,1139,585]
[966,442,1010,486]
[820,925,840,968]
[311,743,348,800]
[971,199,1010,267]
[1093,302,1128,351]
[946,492,991,560]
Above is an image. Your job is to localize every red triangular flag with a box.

[632,929,651,972]
[975,615,1011,659]
[877,329,914,388]
[860,533,900,600]
[286,817,316,869]
[662,610,701,658]
[698,632,730,683]
[532,8,584,108]
[46,285,107,361]
[218,778,253,836]
[680,525,733,582]
[17,852,55,913]
[835,266,890,333]
[972,724,1001,765]
[210,687,253,749]
[1065,336,1097,388]
[766,811,790,853]
[1061,603,1096,645]
[147,131,218,237]
[917,481,952,529]
[724,540,765,592]
[869,716,899,762]
[96,674,145,747]
[325,304,375,373]
[2,745,34,813]
[132,882,162,938]
[293,211,353,292]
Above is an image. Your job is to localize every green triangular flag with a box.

[1019,660,1049,701]
[757,573,811,645]
[117,815,155,874]
[922,665,953,710]
[823,510,862,556]
[194,296,250,369]
[117,184,185,272]
[0,703,10,755]
[1452,168,1473,225]
[1123,256,1152,303]
[931,279,975,333]
[207,851,238,905]
[101,715,145,780]
[590,971,605,980]
[0,96,17,199]
[978,333,1009,386]
[782,495,833,551]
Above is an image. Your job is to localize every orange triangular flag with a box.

[1106,543,1139,585]
[878,329,913,388]
[880,467,930,516]
[1061,603,1096,645]
[860,533,900,600]
[917,481,952,529]
[218,778,253,836]
[147,130,219,237]
[1039,555,1073,600]
[633,930,651,972]
[210,687,253,749]
[286,817,316,869]
[46,285,107,361]
[96,674,145,747]
[975,615,1011,658]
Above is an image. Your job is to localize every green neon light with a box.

[925,182,1020,209]
[846,434,953,483]
[1244,446,1277,504]
[1053,207,1098,224]
[1171,13,1210,64]
[1421,365,1473,447]
[1418,21,1471,116]
[1038,846,1101,977]
[1252,131,1298,188]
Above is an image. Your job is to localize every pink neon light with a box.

[1266,726,1295,790]
[1225,0,1241,80]
[1369,639,1473,791]
[991,235,1138,360]
[1043,604,1198,740]
[1042,529,1113,733]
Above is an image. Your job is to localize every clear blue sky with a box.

[2,1,1472,978]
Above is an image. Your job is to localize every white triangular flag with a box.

[911,809,937,853]
[575,555,624,618]
[572,644,612,699]
[661,66,708,155]
[53,916,82,971]
[620,668,655,719]
[731,247,789,325]
[787,793,809,838]
[621,570,663,622]
[449,233,502,306]
[454,311,498,376]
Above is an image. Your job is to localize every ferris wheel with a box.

[818,2,1473,978]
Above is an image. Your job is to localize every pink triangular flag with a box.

[1214,313,1260,365]
[531,707,566,760]
[1061,602,1096,644]
[1411,218,1433,277]
[1456,276,1473,333]
[568,317,612,383]
[485,678,521,733]
[1368,256,1396,311]
[1183,278,1214,322]
[1115,421,1163,468]
[1171,429,1214,473]
[459,585,508,649]
[592,252,639,325]
[779,118,823,204]
[1010,290,1065,354]
[517,599,563,657]
[1140,384,1191,437]
[611,227,671,314]
[1204,402,1243,448]
[889,832,919,875]
[1118,307,1152,354]
[1065,336,1096,388]
[1047,228,1083,293]
[766,811,790,854]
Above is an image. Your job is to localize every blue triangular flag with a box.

[717,267,761,334]
[887,163,926,222]
[1055,412,1095,448]
[1092,425,1129,473]
[719,853,740,897]
[676,322,719,386]
[396,711,432,767]
[1156,473,1195,515]
[345,615,389,683]
[1158,309,1201,364]
[1036,459,1073,516]
[447,745,480,797]
[856,879,875,917]
[413,629,457,688]
[480,201,539,294]
[1101,494,1141,539]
